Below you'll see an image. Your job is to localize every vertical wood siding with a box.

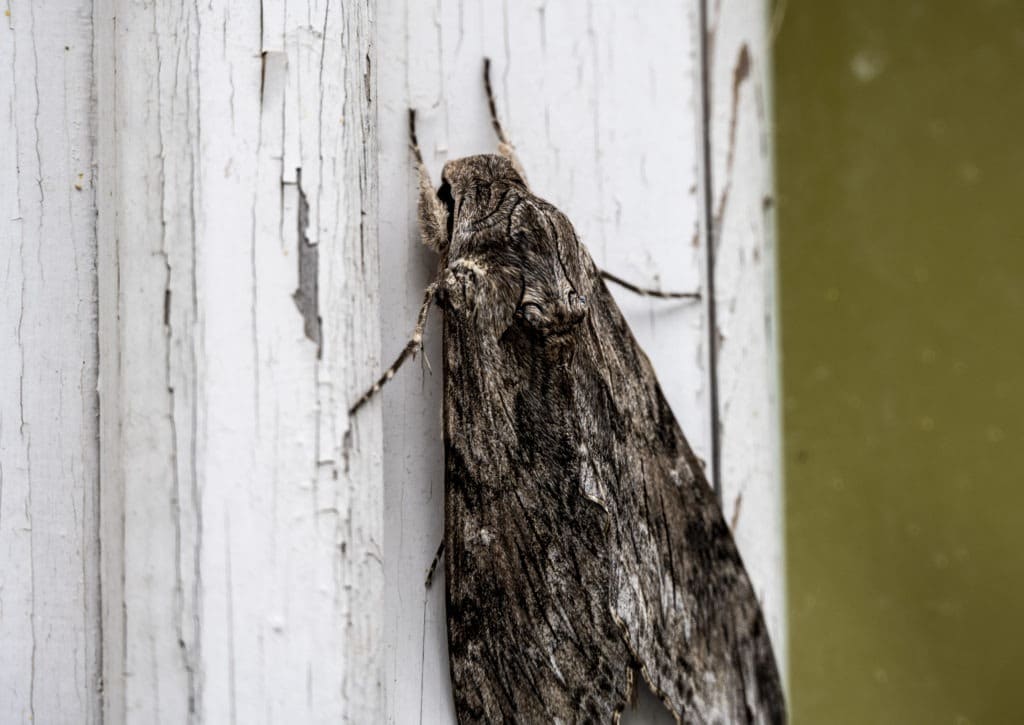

[0,1,780,721]
[0,3,101,722]
[94,1,382,721]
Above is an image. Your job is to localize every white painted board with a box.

[0,3,101,722]
[94,1,382,721]
[706,0,788,683]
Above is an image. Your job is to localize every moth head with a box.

[437,154,526,248]
[439,155,589,345]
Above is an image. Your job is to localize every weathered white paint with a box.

[377,1,782,723]
[94,1,382,722]
[2,0,780,721]
[0,3,101,722]
[705,0,788,684]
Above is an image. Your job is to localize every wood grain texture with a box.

[0,3,101,721]
[94,1,382,721]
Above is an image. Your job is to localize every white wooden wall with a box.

[1,0,781,722]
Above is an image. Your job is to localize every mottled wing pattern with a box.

[442,188,634,722]
[556,205,787,724]
[439,155,783,724]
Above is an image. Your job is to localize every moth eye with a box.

[437,181,456,242]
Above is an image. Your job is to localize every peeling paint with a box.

[91,1,384,721]
[292,169,322,357]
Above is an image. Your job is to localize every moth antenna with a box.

[348,282,437,416]
[424,540,445,589]
[482,58,528,183]
[600,269,701,300]
[483,58,510,146]
[408,108,426,167]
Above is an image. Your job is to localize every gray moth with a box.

[351,60,785,725]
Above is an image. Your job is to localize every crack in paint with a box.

[712,43,752,243]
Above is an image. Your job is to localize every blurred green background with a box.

[775,1,1024,723]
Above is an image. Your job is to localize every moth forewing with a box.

[434,163,784,721]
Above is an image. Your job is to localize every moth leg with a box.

[600,269,701,300]
[424,539,444,589]
[409,109,449,252]
[348,282,437,416]
[482,58,528,183]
